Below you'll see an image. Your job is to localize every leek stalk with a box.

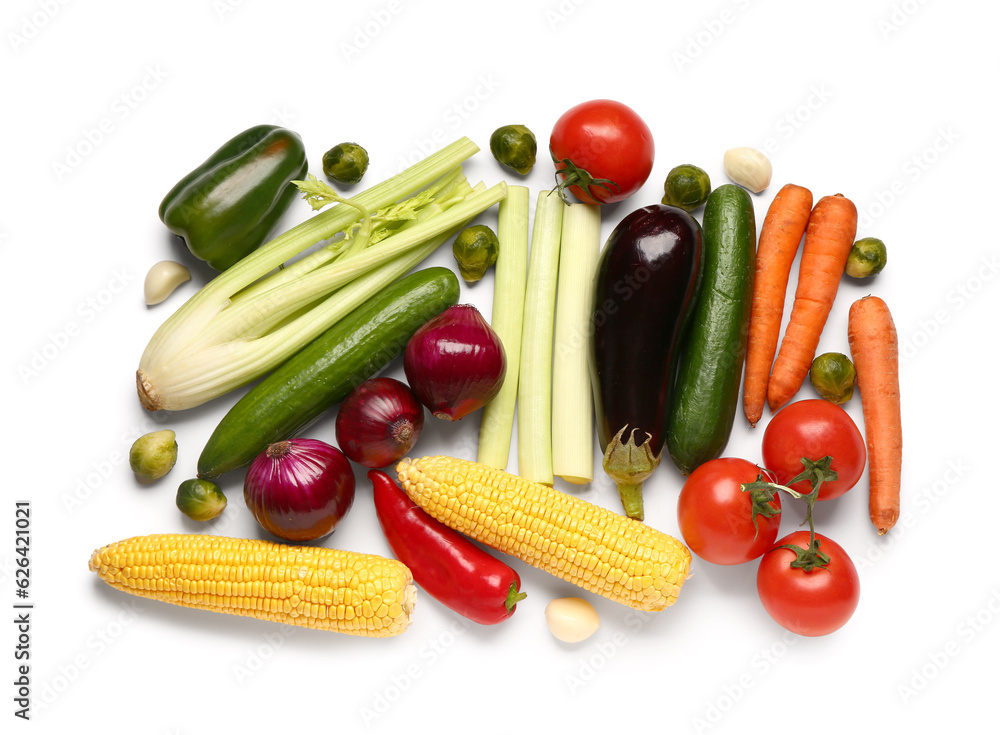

[477,185,530,470]
[516,192,565,485]
[551,202,601,484]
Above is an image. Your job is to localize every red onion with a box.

[403,304,506,421]
[336,377,424,468]
[244,438,355,542]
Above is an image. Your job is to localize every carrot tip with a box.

[873,510,899,535]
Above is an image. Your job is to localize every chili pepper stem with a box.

[505,583,528,613]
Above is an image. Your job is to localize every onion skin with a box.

[403,304,506,421]
[244,438,355,542]
[336,378,425,468]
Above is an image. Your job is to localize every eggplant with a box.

[589,204,703,519]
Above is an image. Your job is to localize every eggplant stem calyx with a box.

[602,426,661,520]
[617,483,645,521]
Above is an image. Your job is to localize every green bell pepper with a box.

[158,124,308,271]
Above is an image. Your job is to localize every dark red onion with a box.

[336,377,424,468]
[403,304,506,421]
[244,438,355,542]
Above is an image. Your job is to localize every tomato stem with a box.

[741,474,782,540]
[550,149,621,204]
[773,537,831,572]
[742,456,838,570]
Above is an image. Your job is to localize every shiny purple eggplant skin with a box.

[590,204,703,458]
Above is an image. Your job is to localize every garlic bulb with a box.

[144,260,191,305]
[723,147,772,193]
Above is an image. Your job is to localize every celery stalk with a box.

[141,140,477,368]
[477,186,530,470]
[551,202,601,484]
[137,138,488,411]
[141,183,504,411]
[188,177,487,351]
[516,192,565,485]
[228,167,469,309]
[158,224,467,410]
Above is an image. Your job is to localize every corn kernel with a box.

[88,534,415,637]
[397,456,691,612]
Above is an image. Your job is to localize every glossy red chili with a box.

[369,470,525,625]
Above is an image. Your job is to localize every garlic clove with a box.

[545,596,601,643]
[723,147,773,194]
[144,260,191,305]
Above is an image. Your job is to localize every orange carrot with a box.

[743,183,813,427]
[848,295,902,535]
[766,193,857,412]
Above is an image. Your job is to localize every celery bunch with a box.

[137,138,505,412]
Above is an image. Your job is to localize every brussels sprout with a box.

[489,125,537,175]
[809,352,856,404]
[845,237,887,278]
[452,224,500,283]
[322,142,369,185]
[662,164,711,211]
[129,430,178,482]
[176,478,227,521]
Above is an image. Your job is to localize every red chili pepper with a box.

[368,470,526,625]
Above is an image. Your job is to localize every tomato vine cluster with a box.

[677,399,866,637]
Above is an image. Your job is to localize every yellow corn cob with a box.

[396,456,691,611]
[88,534,416,637]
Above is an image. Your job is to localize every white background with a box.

[4,0,998,732]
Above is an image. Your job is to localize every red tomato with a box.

[761,399,866,501]
[677,458,782,565]
[549,99,654,205]
[756,531,861,637]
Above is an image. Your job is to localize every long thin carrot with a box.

[743,183,813,427]
[766,193,857,412]
[848,295,902,535]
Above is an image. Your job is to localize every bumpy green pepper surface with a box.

[159,125,308,271]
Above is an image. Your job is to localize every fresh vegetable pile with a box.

[104,100,902,643]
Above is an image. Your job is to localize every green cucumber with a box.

[197,267,460,478]
[667,184,756,476]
